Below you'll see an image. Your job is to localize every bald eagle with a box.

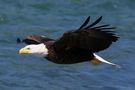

[18,16,120,67]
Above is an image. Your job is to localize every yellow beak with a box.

[19,48,30,54]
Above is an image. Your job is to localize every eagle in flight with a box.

[17,16,120,67]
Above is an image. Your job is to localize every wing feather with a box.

[54,16,119,52]
[78,16,90,30]
[17,35,54,44]
[85,16,102,29]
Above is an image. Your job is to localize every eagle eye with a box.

[27,48,30,50]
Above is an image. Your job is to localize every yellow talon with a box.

[90,57,102,65]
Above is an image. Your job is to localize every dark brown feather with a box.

[78,16,90,30]
[46,46,94,64]
[53,16,119,53]
[21,35,54,44]
[84,16,102,29]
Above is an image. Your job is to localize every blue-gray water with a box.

[0,0,135,90]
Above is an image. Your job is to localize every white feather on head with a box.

[19,43,48,57]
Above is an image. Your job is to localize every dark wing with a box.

[17,35,54,45]
[78,16,102,30]
[53,16,119,52]
[78,16,90,30]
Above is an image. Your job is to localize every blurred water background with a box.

[0,0,135,90]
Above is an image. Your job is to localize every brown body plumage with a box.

[18,16,119,64]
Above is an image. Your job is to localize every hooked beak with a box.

[19,48,30,54]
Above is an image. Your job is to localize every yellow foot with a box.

[90,57,102,65]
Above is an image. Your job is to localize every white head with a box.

[19,43,48,57]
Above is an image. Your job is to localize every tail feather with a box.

[91,53,121,68]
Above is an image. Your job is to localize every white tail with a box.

[93,53,121,68]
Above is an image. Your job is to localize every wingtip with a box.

[100,16,102,19]
[98,16,103,21]
[78,16,91,30]
[17,38,22,44]
[87,16,90,19]
[84,16,103,29]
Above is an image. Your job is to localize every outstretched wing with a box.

[17,35,54,45]
[53,16,119,52]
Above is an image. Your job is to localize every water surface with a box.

[0,0,135,90]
